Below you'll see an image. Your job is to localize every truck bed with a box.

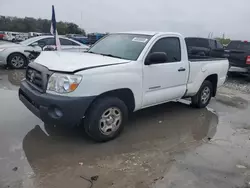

[186,58,229,97]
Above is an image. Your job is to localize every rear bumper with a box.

[229,66,250,73]
[19,81,95,127]
[229,61,250,70]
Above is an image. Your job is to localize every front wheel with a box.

[191,80,213,108]
[84,97,128,142]
[7,53,27,69]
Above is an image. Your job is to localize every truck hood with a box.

[34,51,131,72]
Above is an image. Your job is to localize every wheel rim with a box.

[99,107,122,135]
[11,55,25,68]
[201,86,211,104]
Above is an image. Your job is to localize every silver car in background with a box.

[0,35,89,69]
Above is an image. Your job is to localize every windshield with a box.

[88,34,152,60]
[185,38,209,48]
[226,41,250,51]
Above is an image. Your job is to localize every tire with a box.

[191,80,213,108]
[84,97,128,142]
[7,53,27,69]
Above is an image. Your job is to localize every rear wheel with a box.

[191,80,213,108]
[7,53,27,69]
[84,97,128,142]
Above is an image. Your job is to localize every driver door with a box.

[142,37,188,107]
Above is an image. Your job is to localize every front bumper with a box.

[19,81,95,127]
[0,52,7,65]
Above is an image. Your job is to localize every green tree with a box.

[0,15,85,35]
[216,37,231,45]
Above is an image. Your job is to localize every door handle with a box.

[178,67,186,72]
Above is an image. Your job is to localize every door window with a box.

[32,38,55,47]
[149,37,181,63]
[60,38,80,46]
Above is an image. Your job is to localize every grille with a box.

[26,64,51,92]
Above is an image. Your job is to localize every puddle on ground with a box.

[0,68,25,90]
[154,100,250,188]
[17,102,218,188]
[1,67,250,187]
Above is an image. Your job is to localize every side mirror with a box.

[145,52,167,65]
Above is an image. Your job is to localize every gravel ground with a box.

[223,73,250,94]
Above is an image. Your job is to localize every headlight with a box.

[0,48,5,52]
[47,73,82,93]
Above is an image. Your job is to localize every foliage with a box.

[0,15,86,35]
[215,37,231,45]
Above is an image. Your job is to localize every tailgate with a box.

[226,41,250,67]
[225,50,247,67]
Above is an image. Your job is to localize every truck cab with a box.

[19,31,229,142]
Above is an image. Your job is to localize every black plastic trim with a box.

[19,81,95,127]
[189,58,227,62]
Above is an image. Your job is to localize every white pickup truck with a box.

[19,31,229,142]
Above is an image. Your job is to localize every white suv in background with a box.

[0,35,89,69]
[3,32,18,42]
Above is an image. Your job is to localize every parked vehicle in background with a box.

[19,31,229,142]
[65,34,77,38]
[0,31,7,40]
[66,34,89,45]
[15,33,29,42]
[3,32,19,42]
[185,37,225,59]
[87,33,106,44]
[28,32,42,38]
[0,35,89,69]
[225,40,250,74]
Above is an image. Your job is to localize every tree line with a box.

[0,16,86,35]
[215,37,231,45]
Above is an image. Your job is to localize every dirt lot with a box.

[1,69,250,188]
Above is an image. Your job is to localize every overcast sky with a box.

[0,0,249,39]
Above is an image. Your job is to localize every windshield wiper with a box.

[98,53,123,59]
[86,51,123,59]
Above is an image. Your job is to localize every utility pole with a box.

[80,11,83,29]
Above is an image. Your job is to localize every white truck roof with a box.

[116,31,182,36]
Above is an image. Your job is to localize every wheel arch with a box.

[85,88,136,116]
[204,74,218,97]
